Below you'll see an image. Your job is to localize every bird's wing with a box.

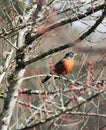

[54,60,64,74]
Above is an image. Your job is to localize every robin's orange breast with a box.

[62,59,74,74]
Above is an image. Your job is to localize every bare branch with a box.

[18,89,106,130]
[32,0,43,22]
[3,38,18,50]
[29,3,106,42]
[79,5,106,40]
[0,3,105,39]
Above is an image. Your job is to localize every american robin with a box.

[42,52,77,83]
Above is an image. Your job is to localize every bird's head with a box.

[64,52,77,59]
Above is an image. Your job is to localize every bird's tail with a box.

[42,76,51,83]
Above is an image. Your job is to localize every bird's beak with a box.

[74,53,77,57]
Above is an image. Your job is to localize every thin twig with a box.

[4,38,18,50]
[18,89,106,130]
[0,3,105,39]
